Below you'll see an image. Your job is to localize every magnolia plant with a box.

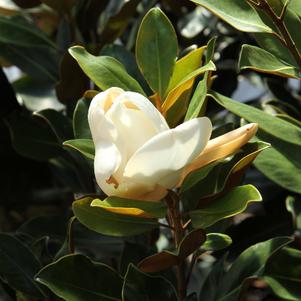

[2,1,301,301]
[88,87,257,201]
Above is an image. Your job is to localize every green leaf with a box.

[190,185,262,229]
[0,15,57,49]
[162,60,216,112]
[0,234,43,296]
[254,0,301,68]
[184,76,208,121]
[73,198,159,237]
[73,96,92,139]
[69,46,145,94]
[239,45,301,79]
[209,91,301,147]
[5,112,63,161]
[202,233,232,251]
[138,229,206,273]
[136,8,178,98]
[36,254,123,301]
[0,44,59,82]
[33,109,73,142]
[185,37,216,120]
[167,46,205,93]
[263,247,301,301]
[91,196,167,219]
[181,141,269,208]
[286,196,301,231]
[63,139,94,160]
[253,131,301,194]
[216,237,293,301]
[189,0,273,33]
[122,264,178,301]
[101,45,149,94]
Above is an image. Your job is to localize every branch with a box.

[256,0,301,69]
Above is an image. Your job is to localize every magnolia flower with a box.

[88,87,257,201]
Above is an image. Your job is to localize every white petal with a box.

[95,175,167,201]
[88,87,124,144]
[94,140,121,180]
[123,117,212,188]
[88,88,126,182]
[106,101,158,158]
[178,123,258,185]
[114,92,169,132]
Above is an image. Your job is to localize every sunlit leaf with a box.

[73,198,158,237]
[239,44,301,79]
[69,46,145,94]
[91,196,167,219]
[190,185,262,229]
[189,0,273,33]
[63,139,94,160]
[136,8,178,98]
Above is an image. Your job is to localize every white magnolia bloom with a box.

[88,87,257,201]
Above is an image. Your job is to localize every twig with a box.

[279,0,290,21]
[165,192,186,301]
[248,0,301,68]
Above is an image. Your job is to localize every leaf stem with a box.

[247,0,301,68]
[165,191,186,300]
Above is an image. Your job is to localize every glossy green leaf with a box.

[167,46,205,93]
[122,264,178,301]
[239,44,301,79]
[255,0,301,67]
[202,233,232,251]
[0,15,57,49]
[5,112,63,161]
[185,37,216,120]
[181,142,269,208]
[63,139,94,160]
[101,45,149,94]
[162,60,216,112]
[0,44,59,82]
[138,229,206,273]
[73,96,92,139]
[73,198,158,237]
[190,185,262,229]
[209,91,301,147]
[216,237,292,301]
[184,76,208,121]
[253,131,301,194]
[36,254,123,301]
[264,247,301,301]
[0,234,43,296]
[189,0,273,33]
[91,196,167,219]
[136,8,178,98]
[69,46,145,94]
[33,109,73,142]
